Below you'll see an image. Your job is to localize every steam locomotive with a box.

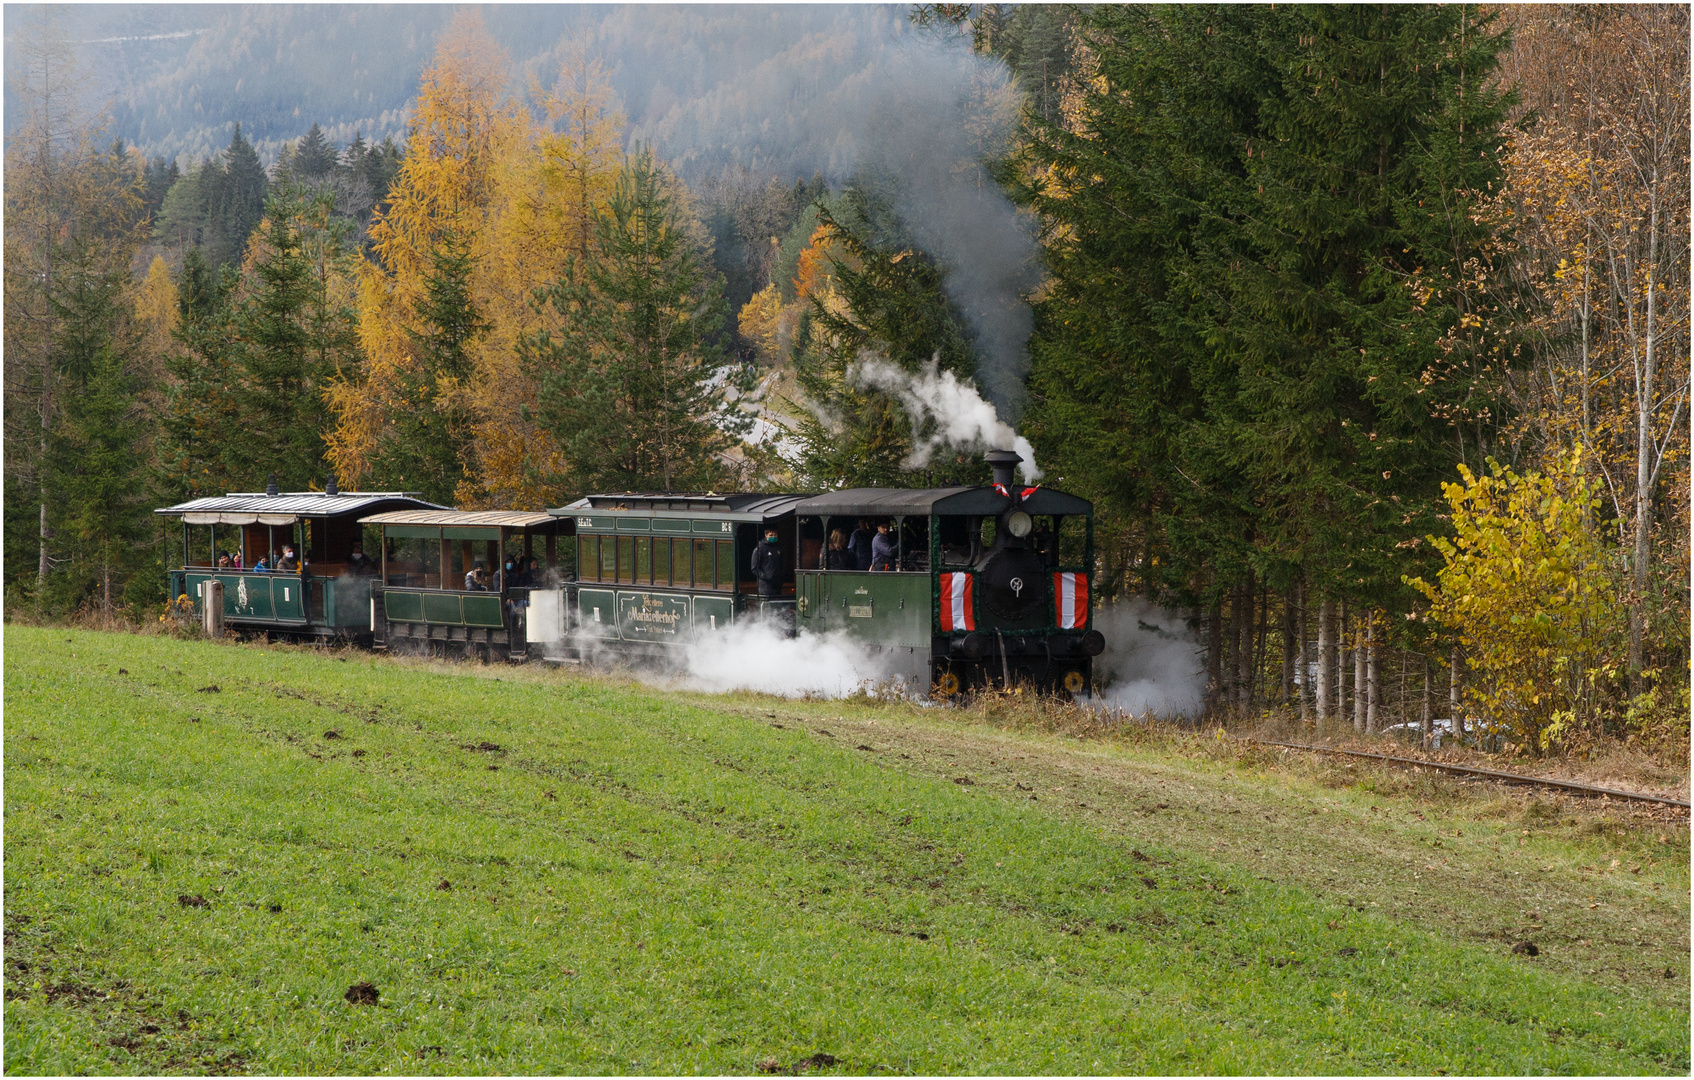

[157,450,1103,696]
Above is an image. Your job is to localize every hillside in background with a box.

[3,4,916,170]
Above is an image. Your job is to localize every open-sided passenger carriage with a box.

[358,509,575,661]
[157,485,443,642]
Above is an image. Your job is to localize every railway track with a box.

[1242,737,1691,810]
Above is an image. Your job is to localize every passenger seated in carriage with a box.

[346,542,377,575]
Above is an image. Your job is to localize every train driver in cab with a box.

[870,521,897,571]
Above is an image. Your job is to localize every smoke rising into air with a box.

[1090,599,1207,719]
[629,13,1042,423]
[849,354,1041,482]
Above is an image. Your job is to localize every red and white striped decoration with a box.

[938,572,975,632]
[1053,572,1088,629]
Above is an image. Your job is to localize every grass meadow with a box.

[4,626,1687,1074]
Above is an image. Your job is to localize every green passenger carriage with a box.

[541,492,812,652]
[359,509,576,660]
[157,482,442,641]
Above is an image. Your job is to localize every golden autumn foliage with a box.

[326,12,624,508]
[1408,449,1627,754]
[134,255,179,377]
[736,284,784,365]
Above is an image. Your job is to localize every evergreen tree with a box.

[526,149,747,493]
[1015,6,1514,620]
[229,186,355,488]
[198,124,268,269]
[157,248,246,500]
[367,227,487,504]
[292,122,340,182]
[141,154,178,220]
[788,193,983,488]
[43,248,152,614]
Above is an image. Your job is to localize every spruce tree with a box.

[788,193,983,488]
[1016,5,1514,619]
[527,149,747,494]
[227,186,356,489]
[368,227,486,504]
[293,123,340,182]
[158,249,247,499]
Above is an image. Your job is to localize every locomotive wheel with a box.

[1063,669,1086,695]
[934,670,961,697]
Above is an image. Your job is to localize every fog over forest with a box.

[4,3,1039,415]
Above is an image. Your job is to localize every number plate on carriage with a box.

[848,605,873,618]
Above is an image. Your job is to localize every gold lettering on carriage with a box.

[619,592,689,637]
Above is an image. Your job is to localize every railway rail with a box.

[1242,737,1691,810]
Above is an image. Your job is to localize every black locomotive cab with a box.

[792,449,1103,698]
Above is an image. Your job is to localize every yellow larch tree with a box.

[461,40,624,509]
[327,13,626,509]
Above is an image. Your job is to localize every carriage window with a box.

[601,537,618,580]
[636,537,652,583]
[717,539,735,591]
[1054,516,1087,568]
[616,536,635,583]
[385,534,435,587]
[653,535,671,585]
[664,538,684,589]
[799,516,826,570]
[578,536,599,581]
[693,539,715,588]
[938,515,974,565]
[897,517,929,572]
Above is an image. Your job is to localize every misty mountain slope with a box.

[7,4,914,168]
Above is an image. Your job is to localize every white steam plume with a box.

[675,620,909,697]
[848,354,1041,482]
[1090,599,1206,719]
[571,617,910,699]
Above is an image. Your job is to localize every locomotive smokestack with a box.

[986,449,1022,491]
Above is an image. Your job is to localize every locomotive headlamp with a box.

[1004,509,1033,538]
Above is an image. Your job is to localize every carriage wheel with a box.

[1063,669,1086,695]
[934,669,961,698]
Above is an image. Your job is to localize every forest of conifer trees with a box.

[3,4,1686,753]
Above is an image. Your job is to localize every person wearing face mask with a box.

[751,526,785,598]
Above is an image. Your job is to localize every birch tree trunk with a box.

[1316,593,1333,723]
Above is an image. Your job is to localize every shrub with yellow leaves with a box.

[1408,448,1628,754]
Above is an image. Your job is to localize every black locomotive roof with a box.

[551,492,812,522]
[793,486,1092,517]
[156,491,443,524]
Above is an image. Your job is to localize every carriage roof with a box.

[791,486,1092,518]
[359,509,565,530]
[155,491,442,524]
[551,493,813,523]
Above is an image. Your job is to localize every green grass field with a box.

[4,626,1687,1074]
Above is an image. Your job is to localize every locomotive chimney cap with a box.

[986,449,1021,490]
